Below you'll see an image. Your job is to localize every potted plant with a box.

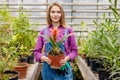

[0,47,19,80]
[77,36,87,59]
[40,27,73,68]
[0,5,37,79]
[9,10,31,79]
[78,22,87,59]
[84,0,120,79]
[10,9,37,62]
[0,5,19,80]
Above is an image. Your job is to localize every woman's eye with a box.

[51,11,61,14]
[51,11,55,13]
[57,11,61,13]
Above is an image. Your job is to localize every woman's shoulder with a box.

[39,27,48,34]
[65,26,74,33]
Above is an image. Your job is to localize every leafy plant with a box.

[0,5,18,80]
[77,21,87,56]
[109,67,120,80]
[72,61,83,80]
[10,9,37,58]
[84,0,120,79]
[0,6,13,49]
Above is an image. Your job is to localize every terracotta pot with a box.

[48,54,65,69]
[14,62,29,79]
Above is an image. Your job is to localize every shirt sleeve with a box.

[67,27,78,61]
[34,29,44,62]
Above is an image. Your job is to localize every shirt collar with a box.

[48,25,64,29]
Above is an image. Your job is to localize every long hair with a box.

[47,2,66,27]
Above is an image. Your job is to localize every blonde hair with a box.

[46,2,66,27]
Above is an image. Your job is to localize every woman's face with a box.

[50,5,62,23]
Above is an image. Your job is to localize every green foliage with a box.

[0,6,13,49]
[0,6,18,80]
[0,5,37,79]
[84,0,120,79]
[72,61,83,80]
[109,68,120,80]
[10,11,37,58]
[77,21,87,55]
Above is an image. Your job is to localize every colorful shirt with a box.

[34,25,78,62]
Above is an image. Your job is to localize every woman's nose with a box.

[54,12,58,15]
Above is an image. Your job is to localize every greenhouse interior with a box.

[0,0,120,80]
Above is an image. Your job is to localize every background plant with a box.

[0,5,18,80]
[77,21,87,56]
[83,0,120,79]
[10,8,37,58]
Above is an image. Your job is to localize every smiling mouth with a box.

[53,18,58,20]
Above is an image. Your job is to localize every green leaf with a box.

[105,35,116,50]
[114,0,117,8]
[39,34,50,41]
[49,37,56,48]
[109,6,119,17]
[109,0,112,2]
[80,21,85,27]
[93,20,99,27]
[58,33,74,45]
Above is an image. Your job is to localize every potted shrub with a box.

[85,15,120,79]
[0,5,37,79]
[84,0,120,79]
[0,5,19,80]
[77,36,87,59]
[0,47,19,80]
[77,21,87,59]
[8,11,30,79]
[10,10,37,62]
[9,8,38,78]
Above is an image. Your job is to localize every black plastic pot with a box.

[105,78,112,80]
[27,53,34,64]
[97,61,104,69]
[27,55,34,64]
[97,69,110,80]
[19,56,28,63]
[4,70,19,80]
[90,58,99,72]
[85,57,90,66]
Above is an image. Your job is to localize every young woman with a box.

[34,2,78,80]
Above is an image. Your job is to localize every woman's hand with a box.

[41,56,51,64]
[60,56,70,67]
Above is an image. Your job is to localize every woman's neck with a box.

[52,22,60,28]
